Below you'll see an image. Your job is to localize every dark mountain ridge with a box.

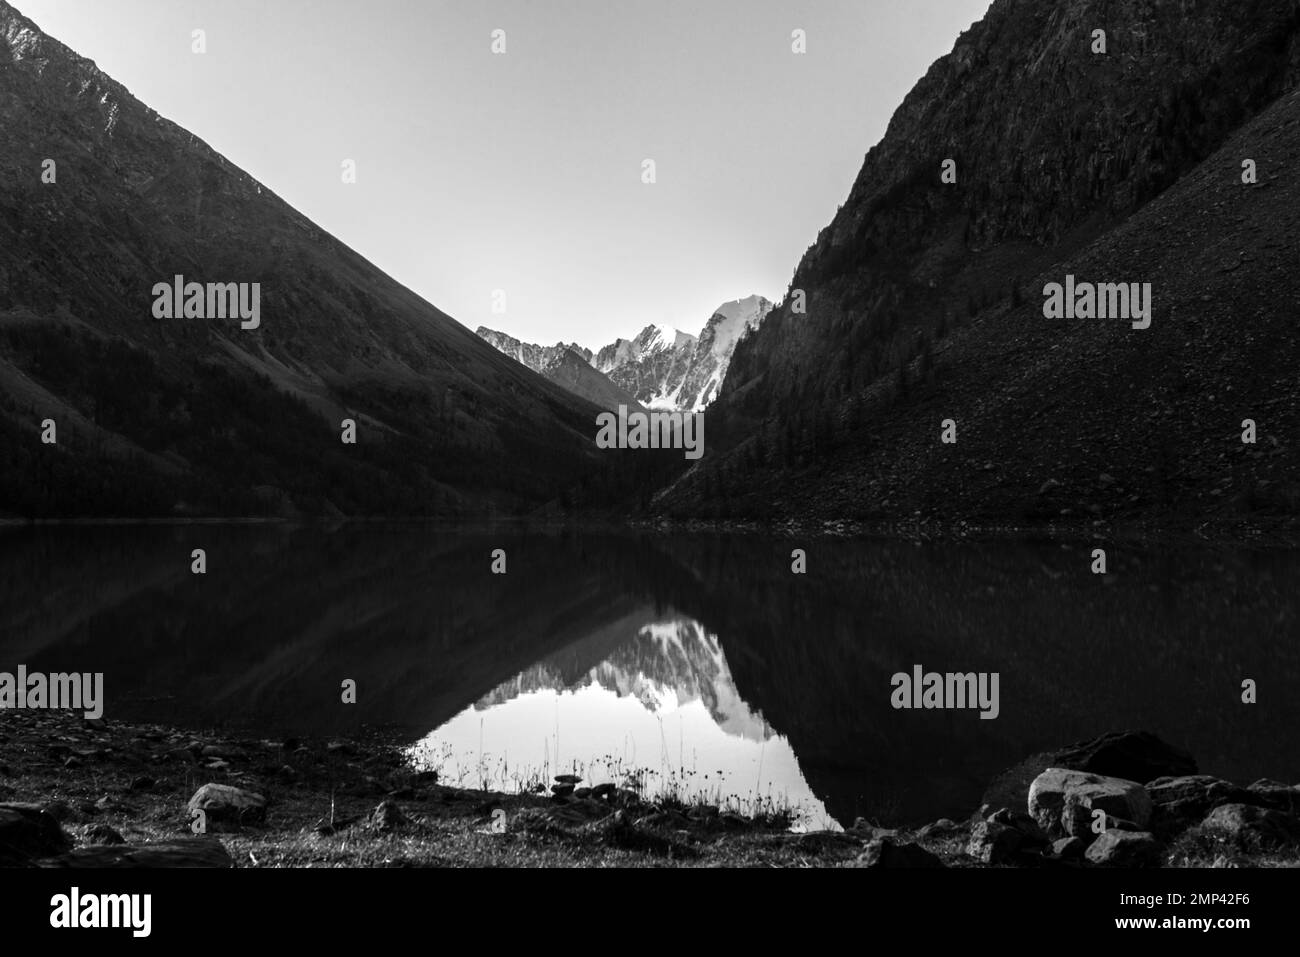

[674,0,1300,531]
[0,0,604,518]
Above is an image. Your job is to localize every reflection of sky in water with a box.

[410,617,837,831]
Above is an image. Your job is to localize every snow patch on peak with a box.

[704,295,774,358]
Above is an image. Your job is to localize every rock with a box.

[1200,803,1300,851]
[38,837,234,868]
[84,823,126,845]
[850,818,900,840]
[367,800,407,833]
[1028,769,1152,839]
[1062,791,1142,839]
[0,804,73,865]
[988,807,1049,846]
[551,783,575,798]
[1245,779,1300,814]
[983,731,1193,814]
[573,787,592,799]
[857,837,944,868]
[966,819,1033,864]
[1146,775,1255,835]
[1051,836,1085,860]
[1084,830,1163,867]
[554,774,582,785]
[590,783,617,799]
[186,783,267,825]
[917,818,962,840]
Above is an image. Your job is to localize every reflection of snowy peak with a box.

[593,297,773,412]
[474,618,773,742]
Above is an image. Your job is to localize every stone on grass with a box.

[186,783,267,825]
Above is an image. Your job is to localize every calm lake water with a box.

[2,524,1296,829]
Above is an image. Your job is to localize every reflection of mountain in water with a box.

[475,617,773,743]
[6,525,1300,830]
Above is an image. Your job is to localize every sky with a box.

[17,0,991,349]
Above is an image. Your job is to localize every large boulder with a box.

[1199,804,1300,851]
[1084,830,1163,867]
[1244,780,1300,815]
[1146,776,1254,836]
[982,731,1194,813]
[0,803,73,865]
[186,783,267,826]
[1028,769,1151,839]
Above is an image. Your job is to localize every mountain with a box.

[596,296,773,411]
[0,0,604,519]
[667,0,1300,531]
[473,616,774,742]
[473,328,591,371]
[475,327,643,412]
[680,295,775,410]
[479,294,772,414]
[593,324,698,377]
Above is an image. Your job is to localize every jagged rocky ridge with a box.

[670,0,1300,530]
[480,295,773,413]
[473,328,643,412]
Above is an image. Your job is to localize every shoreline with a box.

[2,711,1296,868]
[1,515,1297,548]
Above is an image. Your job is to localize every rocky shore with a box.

[1,712,1295,868]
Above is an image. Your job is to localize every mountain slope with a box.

[0,0,603,518]
[475,328,643,412]
[669,0,1300,530]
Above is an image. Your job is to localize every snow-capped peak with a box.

[705,295,774,358]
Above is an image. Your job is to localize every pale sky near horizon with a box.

[18,0,990,349]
